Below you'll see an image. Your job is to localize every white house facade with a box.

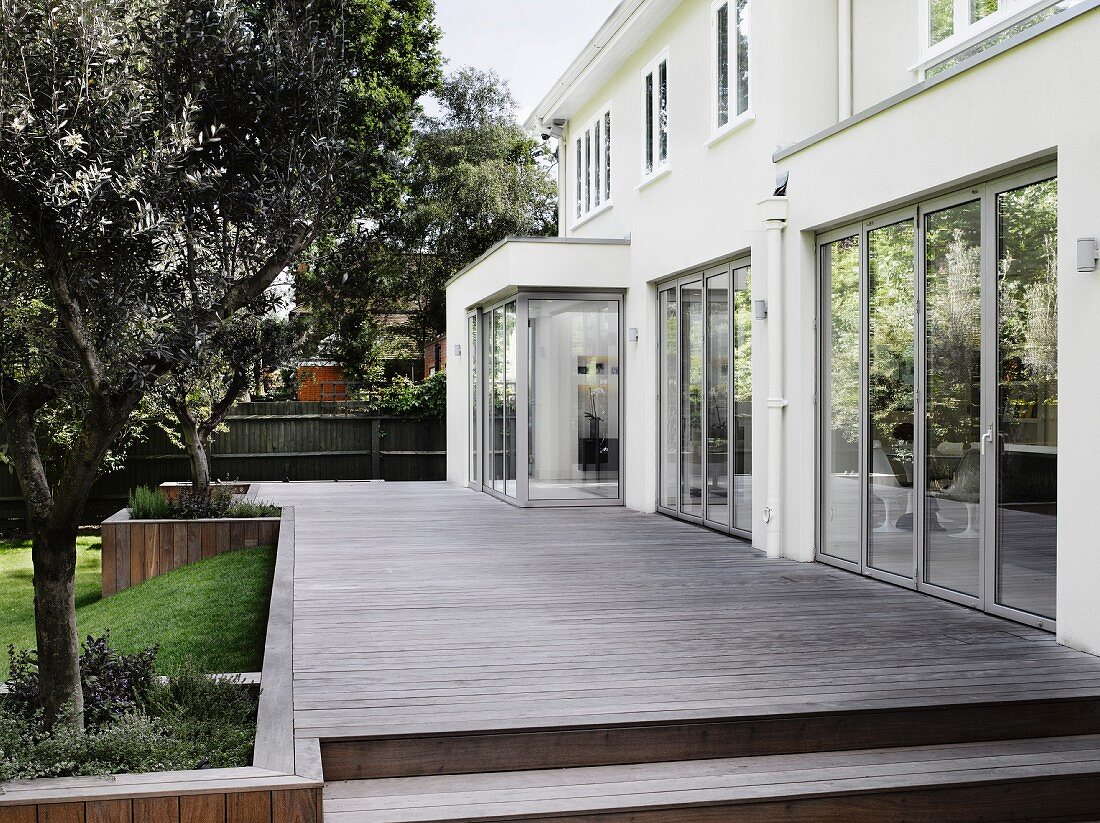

[446,0,1100,655]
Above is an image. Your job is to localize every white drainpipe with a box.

[838,0,853,120]
[758,195,789,559]
[557,136,567,237]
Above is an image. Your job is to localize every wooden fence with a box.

[0,405,445,525]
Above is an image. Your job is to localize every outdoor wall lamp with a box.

[1077,237,1098,272]
[627,328,639,343]
[453,344,462,357]
[754,300,768,320]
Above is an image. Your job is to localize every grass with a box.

[0,537,275,679]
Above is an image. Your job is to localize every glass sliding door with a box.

[820,234,862,565]
[657,261,753,538]
[866,219,916,579]
[993,178,1057,620]
[659,287,679,511]
[816,166,1058,629]
[680,281,705,518]
[705,270,730,527]
[503,302,518,497]
[528,299,620,501]
[469,313,479,487]
[923,199,982,598]
[732,265,753,533]
[490,306,505,493]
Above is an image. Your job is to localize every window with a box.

[573,104,613,223]
[714,0,750,130]
[641,51,669,179]
[918,0,1082,72]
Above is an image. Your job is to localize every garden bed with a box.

[158,481,251,502]
[0,507,321,822]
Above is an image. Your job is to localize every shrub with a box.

[368,370,446,419]
[5,632,158,729]
[128,486,169,520]
[0,638,256,778]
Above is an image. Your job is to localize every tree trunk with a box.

[180,417,212,499]
[31,521,83,728]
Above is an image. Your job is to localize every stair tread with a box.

[323,735,1100,821]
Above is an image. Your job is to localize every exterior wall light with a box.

[753,299,768,320]
[627,328,639,342]
[1077,237,1098,272]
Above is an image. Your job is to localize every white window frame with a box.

[710,0,753,141]
[640,48,670,184]
[572,102,613,229]
[913,0,1068,73]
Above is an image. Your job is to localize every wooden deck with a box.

[254,481,1100,821]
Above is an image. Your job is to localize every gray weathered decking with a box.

[252,481,1100,743]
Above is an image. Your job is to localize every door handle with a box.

[980,424,994,455]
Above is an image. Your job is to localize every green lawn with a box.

[0,537,275,679]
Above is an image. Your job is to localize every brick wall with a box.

[296,365,346,401]
[423,335,447,376]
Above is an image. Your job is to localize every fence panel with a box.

[0,405,445,525]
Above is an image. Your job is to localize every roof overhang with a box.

[446,237,631,310]
[525,0,682,132]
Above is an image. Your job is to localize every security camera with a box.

[541,119,566,141]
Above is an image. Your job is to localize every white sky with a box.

[434,0,621,121]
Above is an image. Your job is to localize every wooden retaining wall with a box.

[0,407,445,523]
[100,511,281,596]
[0,508,323,823]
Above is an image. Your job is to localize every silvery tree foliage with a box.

[0,0,438,726]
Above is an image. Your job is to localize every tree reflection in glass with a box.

[867,220,916,578]
[924,201,982,596]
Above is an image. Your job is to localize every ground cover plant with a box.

[0,539,274,679]
[128,487,280,520]
[0,633,257,780]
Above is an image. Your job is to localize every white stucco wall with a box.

[446,0,1100,652]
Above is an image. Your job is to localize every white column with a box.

[758,196,789,559]
[838,0,853,120]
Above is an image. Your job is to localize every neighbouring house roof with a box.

[525,0,682,132]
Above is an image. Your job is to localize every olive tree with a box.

[0,0,438,726]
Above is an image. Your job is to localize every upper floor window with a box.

[642,51,669,179]
[715,0,750,130]
[919,0,1081,72]
[574,104,612,222]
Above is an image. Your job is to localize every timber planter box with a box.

[100,509,281,596]
[0,508,324,823]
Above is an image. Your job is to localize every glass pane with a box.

[469,315,479,485]
[584,131,591,213]
[658,61,668,163]
[680,282,704,517]
[528,300,619,501]
[660,288,679,509]
[866,220,916,578]
[603,112,612,200]
[995,178,1057,619]
[732,265,753,532]
[575,138,582,218]
[716,3,729,128]
[929,0,954,44]
[971,0,997,23]
[822,236,861,564]
[645,72,654,174]
[504,302,517,498]
[735,0,749,115]
[492,306,505,492]
[593,121,602,208]
[706,273,730,526]
[924,200,982,596]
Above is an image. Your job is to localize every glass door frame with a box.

[467,309,483,492]
[815,162,1058,631]
[656,255,752,540]
[475,289,626,509]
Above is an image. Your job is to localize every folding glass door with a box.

[658,261,753,538]
[472,293,624,507]
[817,166,1058,628]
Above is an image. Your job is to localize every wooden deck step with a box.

[322,735,1100,822]
[319,695,1100,780]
